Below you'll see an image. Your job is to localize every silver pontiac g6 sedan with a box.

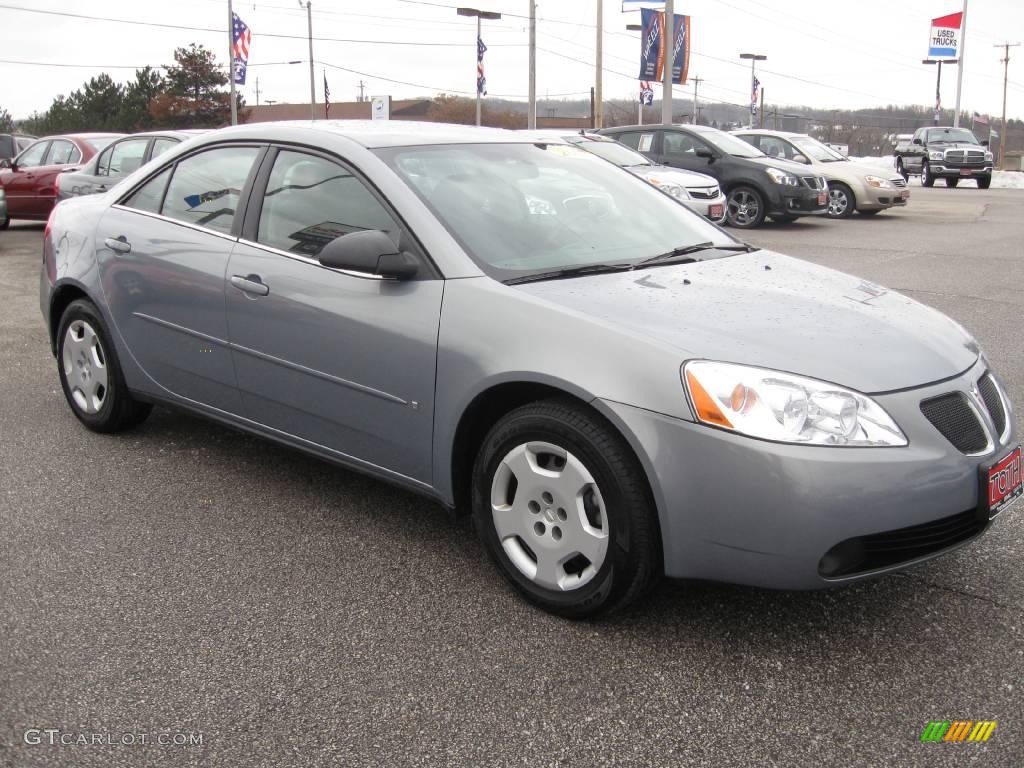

[40,121,1020,617]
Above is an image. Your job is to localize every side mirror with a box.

[318,229,418,280]
[981,139,989,147]
[912,137,922,145]
[792,154,810,164]
[695,147,715,161]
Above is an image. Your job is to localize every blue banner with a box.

[637,8,662,81]
[669,13,689,85]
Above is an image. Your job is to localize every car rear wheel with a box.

[826,182,855,218]
[472,399,660,618]
[57,299,152,433]
[725,186,766,228]
[921,161,935,187]
[977,176,991,189]
[945,177,960,188]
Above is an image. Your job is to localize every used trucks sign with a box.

[928,11,963,59]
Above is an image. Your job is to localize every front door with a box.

[97,144,262,413]
[225,148,442,484]
[4,139,49,218]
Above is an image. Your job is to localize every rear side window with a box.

[123,167,172,214]
[256,150,400,256]
[48,140,80,165]
[102,139,149,177]
[615,132,655,152]
[150,138,179,160]
[161,146,260,235]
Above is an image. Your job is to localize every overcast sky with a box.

[3,0,1022,122]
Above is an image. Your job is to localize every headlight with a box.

[682,360,908,447]
[928,150,944,161]
[765,167,800,186]
[648,178,687,199]
[864,175,894,189]
[985,151,994,161]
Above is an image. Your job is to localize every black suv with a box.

[893,126,993,188]
[598,123,828,228]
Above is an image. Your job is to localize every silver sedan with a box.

[40,121,1020,617]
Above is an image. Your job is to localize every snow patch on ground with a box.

[851,155,1024,189]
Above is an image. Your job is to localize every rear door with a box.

[97,144,263,413]
[224,146,443,484]
[3,140,50,217]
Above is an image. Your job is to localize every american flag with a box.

[477,37,487,96]
[232,13,251,85]
[972,111,989,125]
[324,73,331,118]
[750,75,760,115]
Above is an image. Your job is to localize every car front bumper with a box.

[683,193,727,223]
[600,358,1016,589]
[928,164,993,179]
[857,183,910,210]
[765,185,828,218]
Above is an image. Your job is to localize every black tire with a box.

[945,177,960,188]
[977,176,991,189]
[921,161,935,187]
[472,398,661,618]
[826,182,855,218]
[725,186,766,229]
[0,215,9,230]
[56,298,152,432]
[895,158,908,181]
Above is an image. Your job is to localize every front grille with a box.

[687,186,719,200]
[891,177,908,187]
[819,508,987,578]
[920,392,988,453]
[801,176,825,190]
[944,149,986,167]
[978,373,1007,436]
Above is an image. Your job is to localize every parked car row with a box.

[38,120,1020,617]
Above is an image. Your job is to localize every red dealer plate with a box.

[983,445,1023,519]
[709,204,724,219]
[817,191,827,205]
[960,168,973,176]
[901,189,910,200]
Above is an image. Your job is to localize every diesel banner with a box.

[637,8,690,85]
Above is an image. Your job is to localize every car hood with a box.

[928,142,985,150]
[514,251,978,393]
[628,164,718,188]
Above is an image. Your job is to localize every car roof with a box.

[518,129,615,142]
[733,129,805,138]
[111,129,210,140]
[191,120,532,149]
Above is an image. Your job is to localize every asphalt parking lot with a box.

[1,187,1021,767]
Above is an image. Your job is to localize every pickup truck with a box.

[894,126,993,188]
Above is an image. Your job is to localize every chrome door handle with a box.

[104,236,132,254]
[230,274,269,296]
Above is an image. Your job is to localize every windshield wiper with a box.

[633,242,757,269]
[503,262,633,285]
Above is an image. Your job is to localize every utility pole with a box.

[759,86,765,128]
[662,0,674,124]
[995,42,1020,170]
[953,0,968,127]
[228,0,238,125]
[595,0,603,128]
[692,75,703,124]
[528,0,536,129]
[298,0,315,120]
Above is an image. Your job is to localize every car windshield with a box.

[791,136,847,162]
[376,142,736,281]
[694,129,765,158]
[926,128,980,144]
[570,138,652,167]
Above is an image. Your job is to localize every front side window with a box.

[161,146,259,235]
[48,140,80,165]
[377,142,733,281]
[16,141,49,168]
[662,131,705,157]
[256,150,400,256]
[101,139,150,177]
[758,136,794,160]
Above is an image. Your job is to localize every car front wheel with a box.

[57,299,152,432]
[472,399,660,618]
[921,161,935,187]
[826,182,855,218]
[725,186,766,228]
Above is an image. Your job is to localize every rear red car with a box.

[0,133,121,228]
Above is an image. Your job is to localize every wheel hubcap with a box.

[490,441,609,591]
[827,188,848,216]
[62,320,108,414]
[728,190,758,225]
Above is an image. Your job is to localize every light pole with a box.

[228,0,237,125]
[739,52,766,128]
[626,23,643,124]
[528,0,536,129]
[662,0,673,124]
[457,7,501,127]
[297,0,315,120]
[922,58,956,125]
